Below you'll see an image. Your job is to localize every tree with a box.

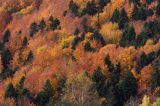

[21,36,28,49]
[106,85,120,106]
[156,3,160,16]
[84,41,94,52]
[39,19,46,31]
[129,0,140,4]
[74,27,79,35]
[30,22,39,37]
[3,29,10,43]
[118,71,137,101]
[85,0,97,16]
[118,8,128,29]
[16,76,25,90]
[104,56,114,72]
[110,9,120,23]
[35,80,54,106]
[69,0,79,15]
[92,67,105,83]
[1,49,12,68]
[119,25,136,47]
[25,50,33,65]
[5,83,17,99]
[149,60,160,91]
[49,16,60,30]
[146,0,153,4]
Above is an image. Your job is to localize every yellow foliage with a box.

[16,5,34,15]
[100,22,122,44]
[36,45,47,55]
[60,36,75,49]
[140,95,152,106]
[145,39,153,45]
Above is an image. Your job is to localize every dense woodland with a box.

[0,0,160,106]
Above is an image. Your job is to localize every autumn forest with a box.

[0,0,160,106]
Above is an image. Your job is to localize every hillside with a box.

[0,0,160,106]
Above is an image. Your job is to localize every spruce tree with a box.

[111,9,120,23]
[156,3,160,16]
[5,83,17,99]
[3,29,10,43]
[149,60,160,91]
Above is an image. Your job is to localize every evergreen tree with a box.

[25,50,33,65]
[35,80,54,106]
[118,8,128,29]
[85,0,97,16]
[118,71,137,101]
[92,67,105,83]
[22,36,28,49]
[146,0,153,4]
[30,22,39,37]
[119,25,136,47]
[84,41,94,52]
[104,56,114,72]
[69,0,79,15]
[106,86,120,106]
[1,49,12,68]
[110,9,120,23]
[5,83,17,99]
[149,60,160,91]
[3,29,10,43]
[74,27,79,35]
[49,16,60,30]
[39,19,46,31]
[156,3,160,16]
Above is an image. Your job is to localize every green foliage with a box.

[25,50,33,65]
[98,0,110,11]
[3,29,10,43]
[92,67,105,83]
[146,0,153,4]
[0,67,14,80]
[118,8,128,29]
[1,49,12,68]
[39,19,46,31]
[69,0,79,15]
[22,36,28,49]
[119,25,136,47]
[30,22,39,37]
[129,0,140,4]
[149,60,160,91]
[110,9,120,23]
[136,52,155,72]
[104,56,114,72]
[16,76,25,90]
[84,41,94,52]
[71,36,81,50]
[35,80,54,106]
[118,71,137,101]
[49,16,60,30]
[57,77,66,92]
[132,5,147,21]
[84,0,97,16]
[74,27,79,36]
[90,31,105,45]
[156,3,160,16]
[5,83,17,99]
